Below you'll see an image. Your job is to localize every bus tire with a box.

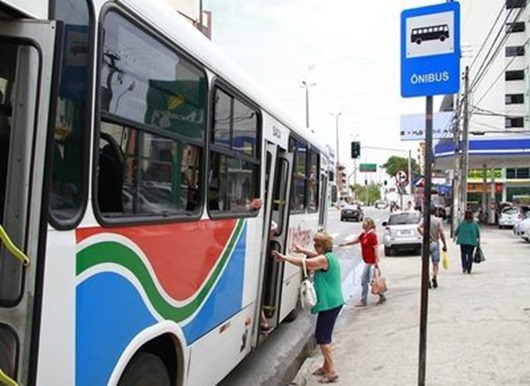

[118,352,171,386]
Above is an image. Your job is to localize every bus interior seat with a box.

[98,134,124,213]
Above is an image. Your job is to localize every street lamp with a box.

[301,80,317,129]
[331,112,342,203]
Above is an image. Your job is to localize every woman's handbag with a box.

[473,246,486,263]
[300,259,317,309]
[442,251,450,270]
[371,266,388,295]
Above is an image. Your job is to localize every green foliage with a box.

[381,156,420,178]
[350,183,381,205]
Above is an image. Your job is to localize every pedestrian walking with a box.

[417,206,448,288]
[455,210,481,274]
[339,217,387,306]
[272,232,343,384]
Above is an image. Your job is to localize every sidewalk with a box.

[293,226,530,386]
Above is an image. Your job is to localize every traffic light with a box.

[351,141,361,159]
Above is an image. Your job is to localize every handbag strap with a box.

[301,258,309,279]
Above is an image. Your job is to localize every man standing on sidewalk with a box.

[418,207,448,288]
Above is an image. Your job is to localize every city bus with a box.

[410,24,450,45]
[0,0,331,385]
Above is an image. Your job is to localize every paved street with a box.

[293,223,530,386]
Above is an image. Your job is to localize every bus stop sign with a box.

[401,2,460,98]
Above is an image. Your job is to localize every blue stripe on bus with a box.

[76,272,157,386]
[182,224,246,343]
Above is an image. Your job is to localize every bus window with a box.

[0,73,11,223]
[98,122,202,218]
[308,149,319,213]
[209,86,260,216]
[290,138,307,213]
[97,10,208,220]
[49,0,91,227]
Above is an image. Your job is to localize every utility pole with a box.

[460,66,470,216]
[451,96,461,237]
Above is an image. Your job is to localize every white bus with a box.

[0,0,330,385]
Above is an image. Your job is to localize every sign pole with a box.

[418,96,433,386]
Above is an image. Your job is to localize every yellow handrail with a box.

[0,369,18,386]
[0,226,30,266]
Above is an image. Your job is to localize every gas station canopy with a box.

[434,137,530,170]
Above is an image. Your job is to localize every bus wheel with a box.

[118,352,171,386]
[440,35,446,42]
[415,39,422,45]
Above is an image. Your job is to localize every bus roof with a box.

[1,0,48,18]
[119,0,327,154]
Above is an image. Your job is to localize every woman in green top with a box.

[455,210,481,274]
[272,232,344,384]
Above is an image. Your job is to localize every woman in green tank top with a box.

[272,232,344,383]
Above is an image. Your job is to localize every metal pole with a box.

[418,96,433,386]
[408,150,412,195]
[305,85,310,129]
[199,0,203,34]
[461,66,470,216]
[451,96,460,238]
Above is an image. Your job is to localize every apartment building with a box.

[436,0,530,211]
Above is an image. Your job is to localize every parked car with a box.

[498,206,526,228]
[374,200,388,210]
[382,211,423,256]
[513,216,530,242]
[340,204,364,222]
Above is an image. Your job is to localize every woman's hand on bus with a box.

[248,198,262,211]
[292,242,303,253]
[271,250,284,262]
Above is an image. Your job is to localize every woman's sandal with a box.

[318,373,339,383]
[312,368,326,376]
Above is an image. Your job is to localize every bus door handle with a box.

[0,369,18,386]
[0,226,30,266]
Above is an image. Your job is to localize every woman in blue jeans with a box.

[455,210,481,274]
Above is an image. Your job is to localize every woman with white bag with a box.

[272,232,344,384]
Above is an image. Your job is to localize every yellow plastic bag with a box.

[442,251,449,270]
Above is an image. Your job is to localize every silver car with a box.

[382,211,422,256]
[513,217,530,242]
[499,207,525,228]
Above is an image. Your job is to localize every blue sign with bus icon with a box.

[401,2,460,97]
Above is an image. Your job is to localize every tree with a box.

[381,156,420,180]
[350,183,381,205]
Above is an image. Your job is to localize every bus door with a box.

[259,143,293,335]
[0,20,60,385]
[318,169,329,230]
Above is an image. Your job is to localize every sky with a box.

[203,0,446,180]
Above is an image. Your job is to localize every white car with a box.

[513,217,530,242]
[382,211,423,256]
[499,206,525,228]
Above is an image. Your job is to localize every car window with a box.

[388,212,420,225]
[502,208,519,215]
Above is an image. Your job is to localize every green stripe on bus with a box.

[76,219,244,322]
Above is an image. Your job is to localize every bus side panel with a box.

[278,212,320,321]
[0,0,48,18]
[186,305,254,386]
[36,229,77,386]
[240,217,263,309]
[74,219,248,386]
